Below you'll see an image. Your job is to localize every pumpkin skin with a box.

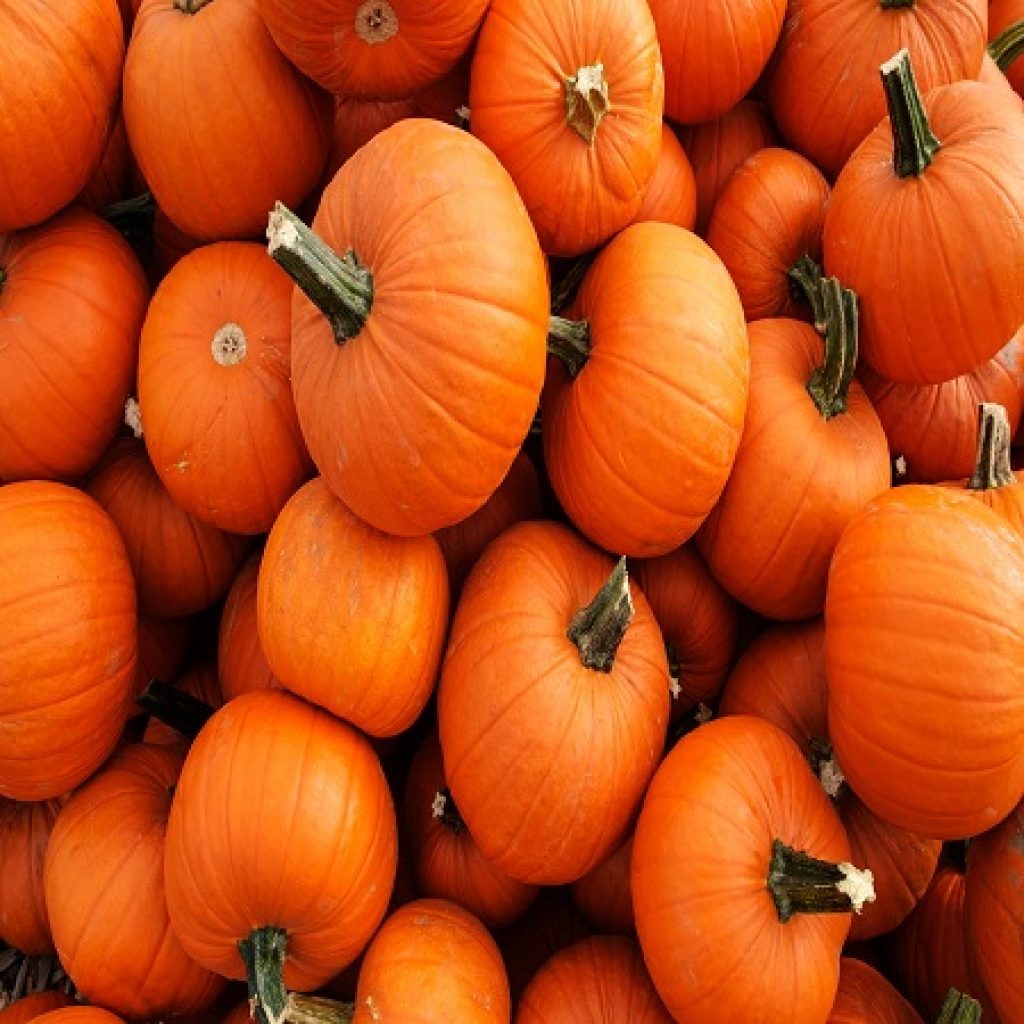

[632,124,696,231]
[438,520,670,885]
[648,0,785,125]
[255,0,488,100]
[164,689,397,990]
[543,222,750,558]
[404,731,538,930]
[824,78,1024,386]
[133,612,194,701]
[0,0,122,232]
[0,482,137,801]
[569,837,634,935]
[827,959,923,1024]
[0,798,62,954]
[258,478,449,737]
[0,993,75,1024]
[698,317,891,620]
[86,438,250,618]
[767,0,987,177]
[990,0,1024,97]
[978,50,1023,105]
[517,936,671,1023]
[44,744,224,1019]
[632,716,855,1024]
[124,0,331,242]
[78,111,130,213]
[31,1011,124,1024]
[218,554,280,701]
[0,207,149,484]
[707,148,831,322]
[286,119,549,537]
[826,486,1024,838]
[138,242,312,535]
[470,0,664,257]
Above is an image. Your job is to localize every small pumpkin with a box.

[133,612,194,702]
[827,959,923,1024]
[631,124,697,232]
[988,1,1024,98]
[78,111,130,214]
[0,993,74,1024]
[218,554,280,702]
[569,837,634,936]
[29,1011,124,1024]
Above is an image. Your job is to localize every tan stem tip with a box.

[565,62,610,145]
[212,322,248,367]
[355,0,398,45]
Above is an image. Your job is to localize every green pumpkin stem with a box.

[432,788,468,836]
[881,49,941,178]
[551,252,597,315]
[880,0,915,8]
[568,557,633,672]
[173,0,214,12]
[136,680,214,741]
[101,192,156,250]
[547,316,592,379]
[935,989,982,1024]
[808,737,846,799]
[284,994,355,1024]
[989,19,1024,74]
[565,63,610,145]
[788,255,828,332]
[266,202,374,346]
[0,268,6,293]
[767,839,876,924]
[968,403,1015,491]
[239,926,289,1024]
[806,277,859,419]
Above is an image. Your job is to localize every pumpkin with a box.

[439,521,669,884]
[348,899,508,1024]
[707,148,831,323]
[824,50,1024,385]
[632,716,874,1024]
[569,837,634,935]
[826,485,1024,838]
[218,555,279,701]
[678,99,776,237]
[86,437,250,618]
[44,744,224,1018]
[0,0,122,232]
[255,0,488,100]
[164,690,397,1024]
[133,612,194,701]
[148,209,203,286]
[827,959,923,1024]
[0,482,136,801]
[78,111,130,214]
[518,936,671,1023]
[124,0,332,243]
[138,242,312,535]
[0,207,149,484]
[543,222,750,557]
[632,124,697,232]
[767,0,987,177]
[270,120,549,537]
[30,1011,124,1024]
[648,0,785,125]
[988,1,1024,97]
[630,546,739,718]
[469,0,664,257]
[404,731,537,929]
[142,662,222,748]
[0,799,62,954]
[718,619,942,941]
[977,50,1023,105]
[0,993,74,1024]
[258,477,448,736]
[964,800,1024,1023]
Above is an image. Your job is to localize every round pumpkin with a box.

[827,959,923,1024]
[569,837,634,935]
[272,119,549,537]
[218,555,279,701]
[78,111,130,214]
[543,221,750,558]
[632,123,697,231]
[470,0,664,257]
[0,207,149,484]
[124,0,332,242]
[438,520,670,884]
[978,50,1023,105]
[44,744,224,1019]
[138,242,311,534]
[31,1011,124,1024]
[0,482,136,800]
[0,993,74,1024]
[133,612,194,702]
[990,2,1024,97]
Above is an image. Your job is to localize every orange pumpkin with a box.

[0,993,75,1024]
[218,555,279,702]
[133,612,194,701]
[142,662,222,748]
[78,111,130,213]
[990,1,1024,97]
[827,959,923,1024]
[570,837,634,935]
[30,1011,124,1024]
[632,124,697,231]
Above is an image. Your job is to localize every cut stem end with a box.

[767,839,875,924]
[567,557,633,672]
[565,63,610,145]
[238,926,289,1024]
[968,402,1014,490]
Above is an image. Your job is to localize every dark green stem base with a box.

[880,0,915,8]
[881,49,940,178]
[286,994,354,1024]
[173,0,214,12]
[968,402,1015,490]
[239,926,289,1024]
[137,680,214,741]
[806,277,859,420]
[568,557,633,672]
[989,19,1024,74]
[550,252,596,315]
[788,255,827,332]
[547,316,592,378]
[767,839,874,924]
[433,788,468,836]
[935,989,981,1024]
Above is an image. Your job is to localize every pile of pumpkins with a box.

[2,0,1024,1022]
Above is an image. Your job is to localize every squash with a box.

[29,1011,124,1024]
[218,555,279,701]
[989,1,1024,98]
[133,612,194,702]
[827,959,923,1024]
[569,837,634,936]
[0,993,74,1024]
[632,124,697,232]
[0,799,62,954]
[78,112,130,214]
[141,662,222,748]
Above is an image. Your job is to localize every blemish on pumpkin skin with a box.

[364,994,382,1021]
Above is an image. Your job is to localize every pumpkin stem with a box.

[284,994,355,1024]
[881,49,940,178]
[124,397,144,439]
[137,680,214,741]
[551,252,597,315]
[239,926,289,1024]
[568,557,634,673]
[565,63,610,145]
[808,737,846,799]
[547,316,592,378]
[935,989,981,1024]
[968,403,1014,490]
[173,0,214,12]
[665,701,714,752]
[0,268,6,293]
[101,191,156,249]
[787,255,828,333]
[432,788,468,836]
[354,1,398,44]
[767,839,876,923]
[266,202,374,346]
[880,0,915,8]
[806,277,859,419]
[989,19,1024,74]
[212,323,248,367]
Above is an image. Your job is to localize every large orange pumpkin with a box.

[218,555,279,702]
[271,119,549,537]
[0,482,136,800]
[30,1011,123,1024]
[990,1,1024,97]
[569,837,634,935]
[827,959,923,1024]
[632,124,697,232]
[0,208,149,484]
[0,993,74,1024]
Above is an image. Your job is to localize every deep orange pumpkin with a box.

[438,520,670,884]
[470,0,664,257]
[138,242,312,535]
[0,0,122,232]
[124,0,331,242]
[990,1,1024,97]
[218,555,280,702]
[142,662,222,748]
[827,959,923,1024]
[0,207,149,484]
[543,221,750,558]
[977,50,1022,105]
[0,993,75,1024]
[632,124,697,232]
[0,482,136,800]
[258,478,449,737]
[569,836,634,935]
[30,1010,124,1024]
[274,119,549,537]
[44,744,224,1018]
[78,111,130,213]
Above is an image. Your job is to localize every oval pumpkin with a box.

[218,555,279,702]
[0,993,74,1024]
[827,959,923,1024]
